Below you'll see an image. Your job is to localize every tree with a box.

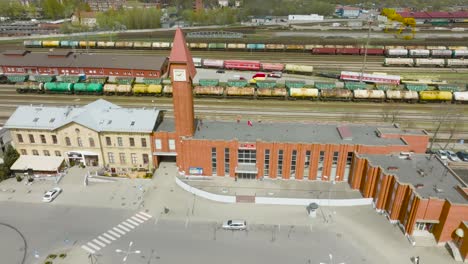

[428,103,459,151]
[0,145,19,181]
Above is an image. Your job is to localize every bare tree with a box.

[429,103,459,151]
[443,113,463,150]
[381,102,401,124]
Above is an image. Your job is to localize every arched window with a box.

[65,137,71,146]
[89,138,95,147]
[77,137,83,147]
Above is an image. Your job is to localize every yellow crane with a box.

[381,8,416,40]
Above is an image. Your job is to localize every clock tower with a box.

[169,28,197,137]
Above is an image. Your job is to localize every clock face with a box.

[173,69,187,82]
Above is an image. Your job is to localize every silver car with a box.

[447,150,460,162]
[42,187,62,203]
[222,220,247,230]
[436,150,448,160]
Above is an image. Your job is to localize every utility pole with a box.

[360,9,375,82]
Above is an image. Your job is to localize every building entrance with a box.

[159,156,176,163]
[237,173,257,180]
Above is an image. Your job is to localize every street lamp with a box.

[359,12,376,82]
[319,253,345,264]
[115,241,141,262]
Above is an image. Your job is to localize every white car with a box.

[436,150,448,160]
[222,220,247,230]
[268,71,282,78]
[447,150,460,162]
[42,187,62,202]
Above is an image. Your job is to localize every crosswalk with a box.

[81,211,152,254]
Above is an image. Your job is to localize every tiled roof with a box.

[5,99,160,133]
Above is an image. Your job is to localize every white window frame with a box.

[155,139,162,150]
[169,139,176,150]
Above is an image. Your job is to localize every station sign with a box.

[189,167,203,175]
[239,143,256,150]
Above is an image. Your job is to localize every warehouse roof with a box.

[0,50,167,71]
[399,11,468,19]
[10,155,64,172]
[5,99,160,133]
[361,154,467,204]
[193,120,409,146]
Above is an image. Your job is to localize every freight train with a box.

[196,58,313,75]
[384,58,468,67]
[11,78,468,103]
[23,40,467,56]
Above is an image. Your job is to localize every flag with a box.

[247,120,253,126]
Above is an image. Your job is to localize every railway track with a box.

[0,89,467,140]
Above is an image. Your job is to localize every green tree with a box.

[0,145,19,181]
[41,0,65,19]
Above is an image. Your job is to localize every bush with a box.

[144,173,152,179]
[28,177,34,183]
[47,254,57,259]
[59,253,67,258]
[44,261,52,264]
[16,175,22,182]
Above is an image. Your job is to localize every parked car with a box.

[447,150,460,162]
[42,187,62,202]
[456,151,468,162]
[222,219,247,230]
[436,150,448,160]
[216,70,225,74]
[268,71,283,78]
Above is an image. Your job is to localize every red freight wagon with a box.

[261,63,285,71]
[336,48,360,55]
[359,48,385,55]
[311,48,337,55]
[224,60,261,71]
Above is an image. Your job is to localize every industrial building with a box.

[0,50,167,78]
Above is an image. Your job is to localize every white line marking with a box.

[103,233,116,241]
[139,211,152,218]
[135,213,149,221]
[98,236,112,244]
[113,227,126,235]
[92,239,106,248]
[131,216,144,224]
[118,224,131,232]
[122,222,135,229]
[87,242,101,251]
[108,229,121,237]
[127,219,139,226]
[185,217,189,228]
[154,216,159,225]
[81,245,95,254]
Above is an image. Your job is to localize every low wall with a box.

[176,177,374,206]
[175,177,236,203]
[255,197,373,206]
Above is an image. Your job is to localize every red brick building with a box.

[0,50,167,78]
[150,28,467,261]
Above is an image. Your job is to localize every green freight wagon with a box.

[142,78,162,85]
[115,77,135,85]
[247,44,266,50]
[344,82,367,90]
[33,75,55,83]
[24,40,42,48]
[87,77,108,84]
[44,82,74,94]
[285,81,305,89]
[314,82,336,90]
[256,80,277,88]
[60,75,84,83]
[73,83,103,95]
[376,83,397,91]
[7,75,28,83]
[199,79,220,86]
[405,83,428,91]
[208,43,227,49]
[437,84,460,92]
[227,79,248,87]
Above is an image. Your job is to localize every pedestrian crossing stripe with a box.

[81,245,95,254]
[92,239,106,248]
[135,213,149,221]
[131,216,145,223]
[108,229,121,238]
[139,211,152,218]
[113,227,126,235]
[122,221,136,229]
[87,242,100,251]
[127,219,140,226]
[103,233,116,241]
[98,236,112,244]
[118,224,131,232]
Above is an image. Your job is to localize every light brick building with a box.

[5,99,161,175]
